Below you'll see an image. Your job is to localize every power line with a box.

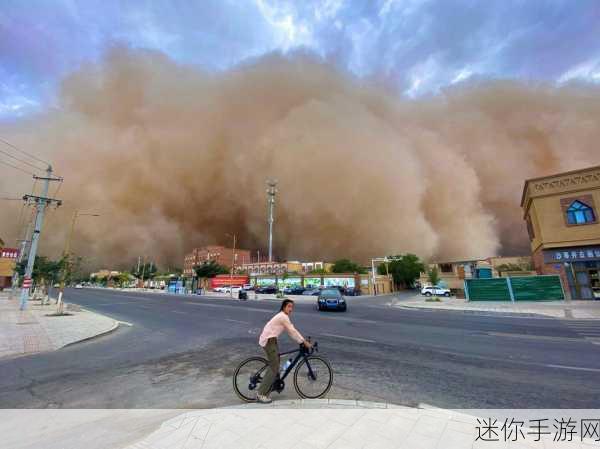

[0,148,45,172]
[0,158,36,176]
[52,178,63,199]
[0,137,50,166]
[15,179,37,241]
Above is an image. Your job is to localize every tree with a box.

[131,262,157,279]
[112,272,135,288]
[17,256,64,286]
[330,259,366,274]
[427,266,440,286]
[378,254,425,289]
[496,262,532,274]
[194,260,230,278]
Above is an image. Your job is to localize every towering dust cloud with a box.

[1,47,599,269]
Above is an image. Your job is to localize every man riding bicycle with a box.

[257,298,311,403]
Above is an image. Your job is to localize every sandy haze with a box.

[1,47,599,269]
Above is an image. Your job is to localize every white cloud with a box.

[0,96,40,117]
[451,67,473,84]
[558,57,600,84]
[254,0,315,50]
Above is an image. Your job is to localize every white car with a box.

[421,285,451,297]
[75,284,83,289]
[214,286,240,293]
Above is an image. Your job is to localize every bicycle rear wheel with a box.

[293,356,333,399]
[233,356,268,402]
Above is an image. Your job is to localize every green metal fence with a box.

[510,276,564,301]
[465,275,564,301]
[464,278,512,301]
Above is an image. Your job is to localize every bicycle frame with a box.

[278,347,305,382]
[246,342,320,395]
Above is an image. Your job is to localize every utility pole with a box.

[140,256,146,289]
[266,179,277,262]
[227,233,237,298]
[10,215,34,300]
[19,165,62,310]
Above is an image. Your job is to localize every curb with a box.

[62,319,120,348]
[220,398,413,410]
[395,304,551,319]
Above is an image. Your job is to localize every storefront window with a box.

[566,200,596,225]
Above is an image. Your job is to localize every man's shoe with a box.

[256,394,272,404]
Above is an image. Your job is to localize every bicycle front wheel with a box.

[233,356,268,402]
[293,356,333,399]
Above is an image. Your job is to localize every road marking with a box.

[172,310,187,314]
[118,320,133,326]
[546,364,600,373]
[485,332,581,342]
[225,318,249,324]
[184,302,270,313]
[320,333,376,344]
[311,315,377,325]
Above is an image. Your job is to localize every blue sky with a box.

[1,0,599,118]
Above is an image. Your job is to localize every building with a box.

[236,260,332,276]
[521,165,600,300]
[418,259,490,295]
[183,245,252,277]
[418,256,533,296]
[90,270,121,279]
[487,256,535,277]
[249,272,392,295]
[0,239,19,290]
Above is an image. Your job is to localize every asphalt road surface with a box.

[1,288,599,409]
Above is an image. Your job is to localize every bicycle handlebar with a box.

[300,337,318,355]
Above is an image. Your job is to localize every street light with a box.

[225,233,237,299]
[56,210,100,314]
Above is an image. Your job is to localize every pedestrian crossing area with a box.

[565,320,600,345]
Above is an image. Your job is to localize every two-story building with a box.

[521,165,600,300]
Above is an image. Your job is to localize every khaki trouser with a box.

[259,337,279,395]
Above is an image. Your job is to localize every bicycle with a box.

[233,338,333,402]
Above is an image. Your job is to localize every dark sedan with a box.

[317,288,347,312]
[255,285,278,294]
[283,286,306,295]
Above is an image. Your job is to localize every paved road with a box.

[1,288,599,408]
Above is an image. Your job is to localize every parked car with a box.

[317,288,347,311]
[242,284,254,291]
[421,285,451,297]
[283,286,306,295]
[214,286,240,293]
[75,284,83,289]
[302,288,321,296]
[344,287,360,296]
[256,285,278,294]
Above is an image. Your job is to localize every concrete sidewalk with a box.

[394,295,600,319]
[0,292,119,359]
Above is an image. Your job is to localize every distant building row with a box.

[183,245,331,277]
